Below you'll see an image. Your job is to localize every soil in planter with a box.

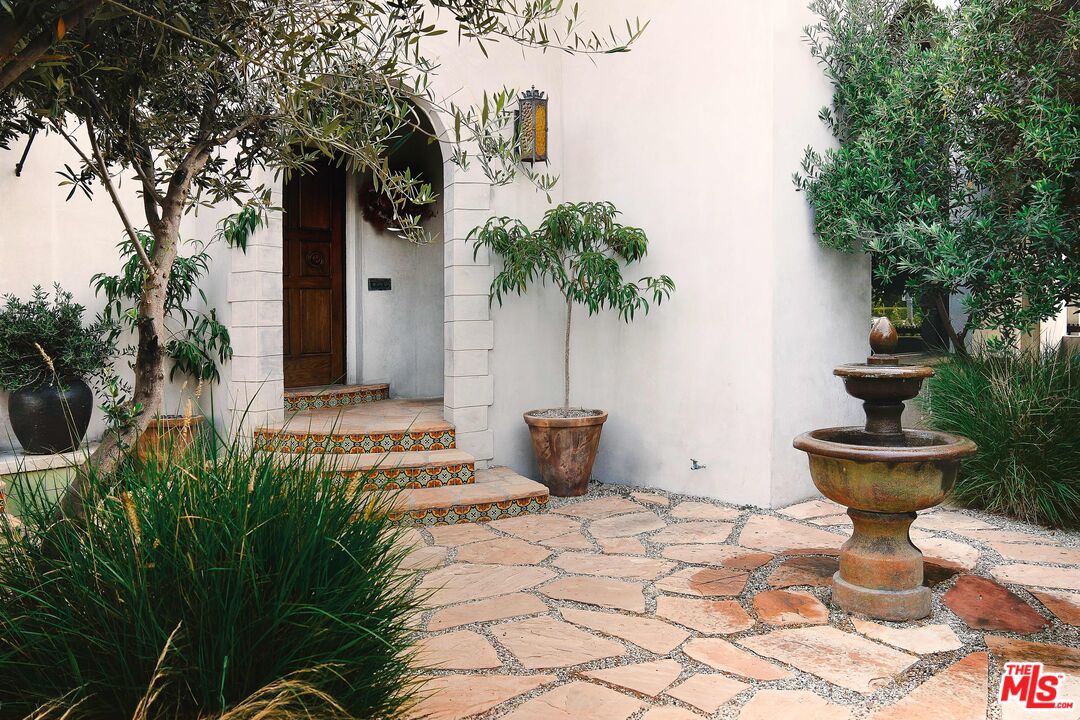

[528,408,604,419]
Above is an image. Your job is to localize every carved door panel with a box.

[282,160,346,388]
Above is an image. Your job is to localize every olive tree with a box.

[0,0,645,519]
[795,0,1078,351]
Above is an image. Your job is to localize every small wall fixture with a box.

[515,86,548,164]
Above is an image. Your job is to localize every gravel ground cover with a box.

[404,478,1080,720]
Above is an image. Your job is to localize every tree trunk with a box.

[934,292,969,358]
[564,296,572,409]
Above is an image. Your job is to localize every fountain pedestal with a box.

[794,318,976,621]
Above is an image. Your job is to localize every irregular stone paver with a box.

[943,575,1049,633]
[650,521,734,545]
[766,556,838,588]
[683,638,793,680]
[631,491,669,507]
[991,563,1080,591]
[739,515,845,554]
[400,544,448,571]
[991,542,1080,566]
[582,658,683,697]
[753,589,829,626]
[640,708,701,720]
[916,536,980,571]
[491,514,581,542]
[408,674,555,720]
[954,528,1051,544]
[656,595,755,635]
[454,537,552,565]
[671,502,741,521]
[598,536,646,555]
[867,652,989,720]
[426,592,548,631]
[552,552,674,580]
[1031,589,1080,626]
[561,607,690,654]
[666,674,748,714]
[808,513,852,527]
[914,511,997,532]
[985,636,1080,720]
[540,575,646,612]
[738,689,854,719]
[417,563,554,606]
[491,617,625,669]
[551,496,643,520]
[416,630,501,669]
[503,681,644,720]
[590,512,666,538]
[779,498,844,520]
[428,523,498,546]
[738,626,918,694]
[656,567,749,597]
[661,544,772,570]
[541,531,594,550]
[850,618,963,654]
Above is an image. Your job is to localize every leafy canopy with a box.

[472,201,675,321]
[795,0,1079,345]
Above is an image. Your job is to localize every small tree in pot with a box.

[0,285,114,454]
[471,202,674,496]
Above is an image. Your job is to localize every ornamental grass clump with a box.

[0,434,423,719]
[923,348,1080,528]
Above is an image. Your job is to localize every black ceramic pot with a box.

[9,378,93,454]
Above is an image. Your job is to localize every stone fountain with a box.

[794,318,976,621]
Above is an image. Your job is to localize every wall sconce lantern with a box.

[515,86,548,164]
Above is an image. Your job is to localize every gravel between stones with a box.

[410,479,1080,719]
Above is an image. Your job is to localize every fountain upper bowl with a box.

[793,426,977,512]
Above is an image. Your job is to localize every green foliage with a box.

[471,201,673,407]
[92,231,235,384]
[0,433,423,719]
[472,201,675,322]
[0,284,114,391]
[923,348,1080,528]
[796,0,1079,344]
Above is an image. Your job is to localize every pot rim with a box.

[793,426,976,463]
[523,409,608,428]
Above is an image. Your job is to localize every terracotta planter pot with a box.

[137,414,204,462]
[523,410,608,497]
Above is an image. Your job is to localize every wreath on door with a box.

[359,185,437,232]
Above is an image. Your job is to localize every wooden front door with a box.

[282,160,346,388]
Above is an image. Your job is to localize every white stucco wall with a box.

[0,129,239,451]
[0,0,870,507]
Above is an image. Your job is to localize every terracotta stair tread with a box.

[258,398,452,436]
[284,382,389,398]
[377,467,548,513]
[270,448,474,472]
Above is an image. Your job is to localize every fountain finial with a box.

[869,316,898,359]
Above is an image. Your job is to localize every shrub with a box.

[0,284,114,391]
[0,434,423,719]
[923,348,1080,528]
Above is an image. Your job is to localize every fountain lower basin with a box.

[793,317,977,621]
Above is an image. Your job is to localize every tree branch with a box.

[54,120,155,273]
[0,0,103,91]
[935,292,969,357]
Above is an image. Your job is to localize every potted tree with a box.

[0,286,114,454]
[471,202,674,496]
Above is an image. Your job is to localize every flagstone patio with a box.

[404,482,1080,719]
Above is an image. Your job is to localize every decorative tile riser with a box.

[339,464,475,491]
[391,495,549,526]
[255,429,455,454]
[285,387,390,412]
